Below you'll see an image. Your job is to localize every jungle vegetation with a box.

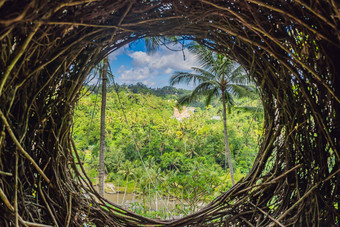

[170,45,256,185]
[72,82,263,218]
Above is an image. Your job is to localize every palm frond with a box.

[191,81,218,96]
[234,106,264,112]
[226,84,256,98]
[170,72,208,86]
[191,67,216,81]
[217,56,234,76]
[219,91,234,114]
[228,65,249,83]
[145,36,184,54]
[224,91,235,107]
[177,93,197,106]
[204,87,219,106]
[177,82,219,106]
[145,37,162,54]
[172,44,259,111]
[188,44,216,70]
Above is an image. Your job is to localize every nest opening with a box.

[0,1,339,226]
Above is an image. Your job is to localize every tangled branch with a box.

[0,0,339,226]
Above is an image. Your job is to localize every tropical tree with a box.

[119,160,136,205]
[170,45,254,186]
[99,56,109,196]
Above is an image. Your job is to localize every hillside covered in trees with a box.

[72,83,263,218]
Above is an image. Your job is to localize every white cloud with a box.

[142,80,156,87]
[117,65,125,73]
[116,44,200,88]
[129,46,198,72]
[165,68,173,74]
[119,68,156,87]
[108,45,128,60]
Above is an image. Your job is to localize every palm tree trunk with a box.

[155,191,158,212]
[98,56,109,197]
[155,178,158,212]
[149,182,151,209]
[172,188,175,209]
[167,187,170,207]
[222,90,235,186]
[181,188,184,211]
[123,176,128,206]
[117,168,120,204]
[132,181,136,203]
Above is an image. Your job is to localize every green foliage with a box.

[169,45,257,186]
[72,83,263,216]
[170,44,255,107]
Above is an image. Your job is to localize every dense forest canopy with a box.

[72,83,263,217]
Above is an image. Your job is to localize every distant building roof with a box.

[210,116,221,120]
[174,106,195,120]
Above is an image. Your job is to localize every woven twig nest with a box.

[0,0,339,226]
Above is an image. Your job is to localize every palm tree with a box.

[98,56,109,196]
[132,162,144,203]
[118,160,136,206]
[112,149,124,203]
[170,45,254,186]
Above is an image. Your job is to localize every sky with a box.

[106,39,200,89]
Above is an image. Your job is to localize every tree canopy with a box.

[170,45,256,185]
